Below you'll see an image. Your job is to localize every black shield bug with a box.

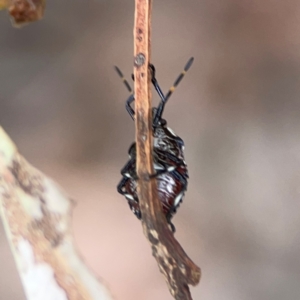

[116,58,194,232]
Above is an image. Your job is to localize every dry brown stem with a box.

[133,1,201,299]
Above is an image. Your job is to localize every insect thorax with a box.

[152,123,185,161]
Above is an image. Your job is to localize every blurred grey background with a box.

[1,0,300,299]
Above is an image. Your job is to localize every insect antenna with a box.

[153,57,194,126]
[165,57,194,102]
[115,66,136,120]
[114,66,133,93]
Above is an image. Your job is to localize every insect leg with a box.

[121,158,137,178]
[165,175,188,233]
[126,94,135,120]
[168,220,176,233]
[117,175,142,220]
[117,177,129,195]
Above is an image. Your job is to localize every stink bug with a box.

[116,58,194,232]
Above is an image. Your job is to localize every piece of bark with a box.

[133,1,201,299]
[0,127,113,300]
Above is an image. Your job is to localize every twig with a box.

[133,1,201,299]
[0,127,113,300]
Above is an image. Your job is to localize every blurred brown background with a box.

[1,0,300,299]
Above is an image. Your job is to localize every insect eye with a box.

[160,119,167,126]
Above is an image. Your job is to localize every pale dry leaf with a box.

[0,0,45,26]
[0,127,113,300]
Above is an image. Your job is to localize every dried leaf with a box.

[0,0,46,27]
[0,127,113,300]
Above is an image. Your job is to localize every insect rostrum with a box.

[116,58,194,232]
